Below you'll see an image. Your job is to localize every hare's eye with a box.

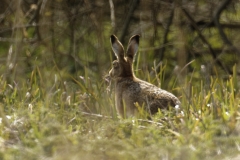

[113,62,119,68]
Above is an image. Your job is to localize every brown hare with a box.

[109,35,181,118]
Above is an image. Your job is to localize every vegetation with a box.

[0,0,240,159]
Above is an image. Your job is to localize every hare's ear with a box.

[126,35,140,61]
[110,35,125,60]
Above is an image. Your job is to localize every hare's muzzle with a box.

[109,68,118,79]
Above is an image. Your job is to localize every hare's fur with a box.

[109,35,180,118]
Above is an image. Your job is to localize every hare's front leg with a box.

[122,93,139,117]
[115,93,137,118]
[115,93,124,117]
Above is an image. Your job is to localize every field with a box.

[0,64,239,160]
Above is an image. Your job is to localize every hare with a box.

[109,35,180,118]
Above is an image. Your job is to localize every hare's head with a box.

[109,35,139,79]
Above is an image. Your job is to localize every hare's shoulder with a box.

[116,78,141,94]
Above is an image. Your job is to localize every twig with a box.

[137,119,163,126]
[81,111,163,126]
[81,112,112,119]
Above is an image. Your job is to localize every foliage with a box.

[0,63,240,160]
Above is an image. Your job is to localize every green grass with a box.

[0,65,240,160]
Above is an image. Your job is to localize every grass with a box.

[0,64,240,160]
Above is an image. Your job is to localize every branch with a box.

[109,0,116,31]
[150,8,174,76]
[34,1,44,41]
[214,0,232,45]
[190,21,240,30]
[182,8,231,74]
[159,8,174,59]
[120,0,139,42]
[213,0,240,56]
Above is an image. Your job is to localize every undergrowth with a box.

[0,65,240,160]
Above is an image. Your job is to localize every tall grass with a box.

[0,62,239,160]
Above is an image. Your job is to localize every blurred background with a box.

[0,0,240,91]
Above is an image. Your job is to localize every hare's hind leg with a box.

[149,100,176,115]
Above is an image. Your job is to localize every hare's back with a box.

[139,81,180,110]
